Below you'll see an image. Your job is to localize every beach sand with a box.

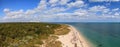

[57,25,93,47]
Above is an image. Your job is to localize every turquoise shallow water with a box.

[70,23,120,47]
[54,23,120,47]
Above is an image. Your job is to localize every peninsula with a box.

[0,22,92,47]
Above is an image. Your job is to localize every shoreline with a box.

[58,25,93,47]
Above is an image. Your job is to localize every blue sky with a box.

[0,0,40,16]
[0,0,120,22]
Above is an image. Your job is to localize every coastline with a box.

[58,25,93,47]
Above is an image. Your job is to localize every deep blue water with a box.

[54,23,120,47]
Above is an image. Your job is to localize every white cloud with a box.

[112,8,119,11]
[49,0,59,7]
[44,7,66,14]
[3,8,10,13]
[49,0,59,4]
[89,0,120,2]
[74,9,88,16]
[36,0,47,10]
[89,5,109,13]
[68,0,85,8]
[114,12,120,16]
[60,0,69,5]
[25,10,36,15]
[1,0,120,22]
[4,9,24,17]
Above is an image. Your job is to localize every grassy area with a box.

[54,24,70,35]
[0,22,70,47]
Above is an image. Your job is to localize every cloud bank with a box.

[1,0,120,22]
[89,0,120,2]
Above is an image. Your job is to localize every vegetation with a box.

[0,22,70,47]
[54,24,70,35]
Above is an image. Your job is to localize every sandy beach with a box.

[58,25,93,47]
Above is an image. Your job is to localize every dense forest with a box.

[0,22,70,47]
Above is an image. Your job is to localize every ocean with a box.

[55,22,120,47]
